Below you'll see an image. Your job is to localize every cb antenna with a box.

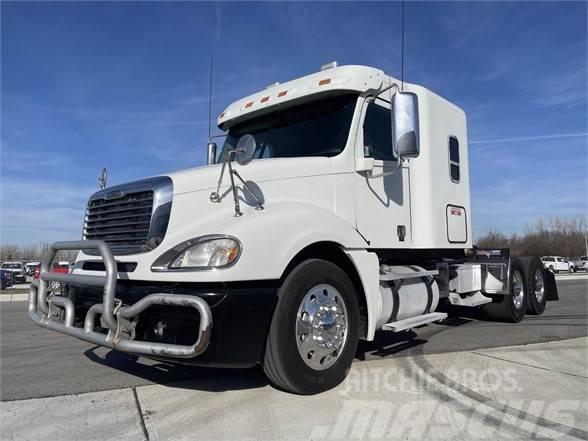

[208,55,213,141]
[400,0,405,91]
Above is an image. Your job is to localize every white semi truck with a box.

[29,63,558,394]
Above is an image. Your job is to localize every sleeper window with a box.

[363,103,395,161]
[449,136,460,182]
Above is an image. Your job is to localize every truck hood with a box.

[167,157,334,195]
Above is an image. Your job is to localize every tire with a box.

[520,257,547,315]
[263,259,360,395]
[483,257,527,323]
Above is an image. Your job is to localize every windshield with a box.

[2,263,22,269]
[220,93,357,161]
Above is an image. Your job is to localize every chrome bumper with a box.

[28,240,212,358]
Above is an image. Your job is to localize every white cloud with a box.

[471,133,588,145]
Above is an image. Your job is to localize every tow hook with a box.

[112,299,136,343]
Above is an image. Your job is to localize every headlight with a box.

[152,236,241,271]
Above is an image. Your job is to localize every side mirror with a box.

[392,92,420,159]
[207,142,217,165]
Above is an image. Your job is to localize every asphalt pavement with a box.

[0,278,585,402]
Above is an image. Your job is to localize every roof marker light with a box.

[320,61,338,71]
[319,78,331,86]
[278,91,287,97]
[245,101,253,108]
[260,96,269,103]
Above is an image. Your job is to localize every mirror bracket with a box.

[356,157,375,172]
[209,133,264,216]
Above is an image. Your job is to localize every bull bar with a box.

[28,240,213,358]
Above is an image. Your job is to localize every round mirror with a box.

[234,134,256,166]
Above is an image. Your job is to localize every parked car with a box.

[34,262,70,290]
[25,262,40,276]
[569,256,588,272]
[0,269,13,290]
[0,262,27,284]
[541,256,571,273]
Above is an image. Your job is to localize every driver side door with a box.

[354,99,412,248]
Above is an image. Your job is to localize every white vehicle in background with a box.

[1,262,27,284]
[569,256,587,272]
[541,256,571,273]
[25,262,40,276]
[28,63,559,394]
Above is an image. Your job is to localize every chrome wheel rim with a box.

[534,269,544,304]
[295,284,348,371]
[511,270,524,309]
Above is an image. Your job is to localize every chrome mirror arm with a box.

[209,161,227,203]
[209,134,261,216]
[227,161,242,217]
[231,169,264,210]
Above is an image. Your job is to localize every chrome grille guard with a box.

[28,240,212,358]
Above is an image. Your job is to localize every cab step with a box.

[448,291,492,307]
[381,312,448,332]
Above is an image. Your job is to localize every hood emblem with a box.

[98,168,108,190]
[105,190,125,200]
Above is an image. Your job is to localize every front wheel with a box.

[263,259,360,394]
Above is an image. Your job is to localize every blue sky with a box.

[1,1,586,246]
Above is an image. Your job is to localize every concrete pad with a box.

[0,388,145,441]
[0,293,28,302]
[136,338,588,440]
[418,347,588,438]
[1,338,585,441]
[475,337,588,377]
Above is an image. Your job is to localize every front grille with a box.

[82,176,173,255]
[84,191,154,253]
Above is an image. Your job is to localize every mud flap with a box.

[544,268,559,301]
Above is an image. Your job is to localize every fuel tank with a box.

[376,265,440,328]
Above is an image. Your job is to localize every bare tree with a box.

[477,216,588,257]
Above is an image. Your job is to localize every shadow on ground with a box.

[84,346,268,392]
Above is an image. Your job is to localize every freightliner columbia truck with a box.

[29,63,558,394]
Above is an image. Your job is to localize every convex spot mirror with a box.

[392,92,420,159]
[234,134,256,166]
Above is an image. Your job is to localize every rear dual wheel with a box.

[521,256,547,315]
[263,259,359,395]
[483,257,528,322]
